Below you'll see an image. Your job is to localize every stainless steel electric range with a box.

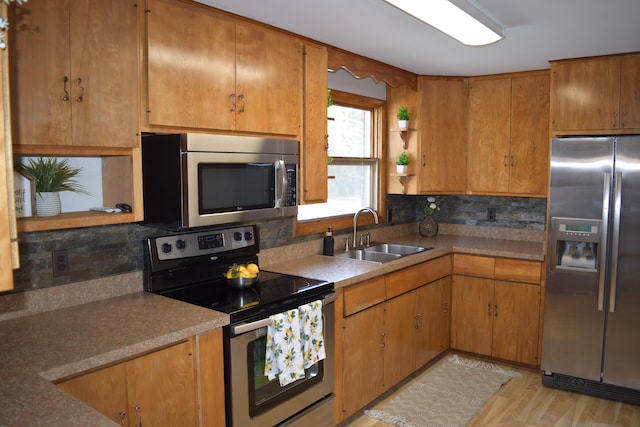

[144,224,335,427]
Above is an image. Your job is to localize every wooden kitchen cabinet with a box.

[340,256,452,420]
[301,43,329,204]
[551,53,640,134]
[58,339,198,426]
[9,0,139,148]
[467,72,549,196]
[342,299,385,419]
[451,254,542,366]
[145,0,302,136]
[384,276,451,387]
[417,77,468,194]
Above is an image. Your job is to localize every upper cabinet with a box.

[417,77,468,194]
[551,53,640,134]
[301,43,328,204]
[144,0,303,137]
[9,0,140,147]
[468,72,549,196]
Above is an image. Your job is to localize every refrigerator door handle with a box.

[609,172,622,313]
[598,173,612,311]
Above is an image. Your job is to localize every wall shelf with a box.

[390,128,416,149]
[390,173,414,194]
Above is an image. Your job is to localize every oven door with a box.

[227,294,335,427]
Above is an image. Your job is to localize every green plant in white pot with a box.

[396,105,410,129]
[396,151,410,174]
[17,157,88,217]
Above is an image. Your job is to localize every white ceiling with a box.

[197,0,640,76]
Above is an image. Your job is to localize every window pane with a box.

[297,163,375,220]
[327,105,371,157]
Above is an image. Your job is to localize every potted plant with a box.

[396,105,410,129]
[396,151,410,174]
[17,157,88,217]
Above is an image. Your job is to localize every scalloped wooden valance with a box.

[327,46,418,91]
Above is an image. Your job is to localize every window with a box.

[296,90,385,234]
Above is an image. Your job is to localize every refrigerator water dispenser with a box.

[550,217,601,272]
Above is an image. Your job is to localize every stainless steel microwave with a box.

[141,133,298,229]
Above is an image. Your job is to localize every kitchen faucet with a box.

[352,207,379,248]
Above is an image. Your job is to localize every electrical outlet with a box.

[487,208,496,221]
[52,249,69,277]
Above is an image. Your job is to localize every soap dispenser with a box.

[323,227,334,256]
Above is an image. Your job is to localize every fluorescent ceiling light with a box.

[383,0,504,46]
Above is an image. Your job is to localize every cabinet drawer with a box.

[344,276,386,316]
[494,258,542,284]
[386,255,451,299]
[453,254,495,278]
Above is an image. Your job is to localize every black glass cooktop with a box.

[159,270,333,323]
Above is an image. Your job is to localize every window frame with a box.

[294,89,387,237]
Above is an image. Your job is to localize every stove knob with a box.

[176,239,186,250]
[160,243,172,254]
[244,231,253,241]
[233,232,242,241]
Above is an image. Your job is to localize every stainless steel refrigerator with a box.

[541,135,640,404]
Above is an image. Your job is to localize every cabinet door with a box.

[71,0,139,147]
[384,291,417,389]
[620,54,640,129]
[509,74,550,195]
[126,340,198,427]
[450,275,493,356]
[468,78,511,193]
[236,23,302,136]
[551,58,621,132]
[146,0,236,130]
[57,363,128,425]
[342,304,385,419]
[492,280,541,365]
[301,43,328,204]
[418,78,467,193]
[9,0,72,146]
[416,277,451,368]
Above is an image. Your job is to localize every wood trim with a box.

[327,46,418,91]
[198,329,226,427]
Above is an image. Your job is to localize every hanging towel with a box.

[299,300,326,368]
[264,309,305,386]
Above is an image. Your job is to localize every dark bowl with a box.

[225,274,259,289]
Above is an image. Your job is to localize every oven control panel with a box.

[153,225,256,261]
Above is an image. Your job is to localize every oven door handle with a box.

[231,292,337,335]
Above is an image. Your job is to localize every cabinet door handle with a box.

[75,77,84,102]
[620,111,627,128]
[134,405,142,427]
[380,332,385,347]
[510,155,515,167]
[494,304,498,317]
[611,111,618,128]
[119,412,126,426]
[62,76,70,101]
[487,303,492,316]
[503,155,508,167]
[238,93,246,113]
[229,93,236,112]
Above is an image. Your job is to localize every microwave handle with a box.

[275,160,287,208]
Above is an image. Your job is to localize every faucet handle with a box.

[344,237,350,251]
[364,232,371,247]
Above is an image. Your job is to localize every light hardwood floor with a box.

[346,362,640,427]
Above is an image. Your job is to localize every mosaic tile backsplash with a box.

[8,195,546,293]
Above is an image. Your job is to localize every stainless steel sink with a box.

[334,243,432,263]
[335,249,401,263]
[366,243,431,255]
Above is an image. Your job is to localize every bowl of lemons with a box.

[224,262,260,289]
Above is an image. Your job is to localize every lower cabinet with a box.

[57,330,225,426]
[340,256,452,420]
[450,255,542,366]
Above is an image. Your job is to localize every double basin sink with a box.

[335,243,433,263]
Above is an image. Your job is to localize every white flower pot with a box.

[396,165,408,174]
[398,119,408,129]
[36,192,62,217]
